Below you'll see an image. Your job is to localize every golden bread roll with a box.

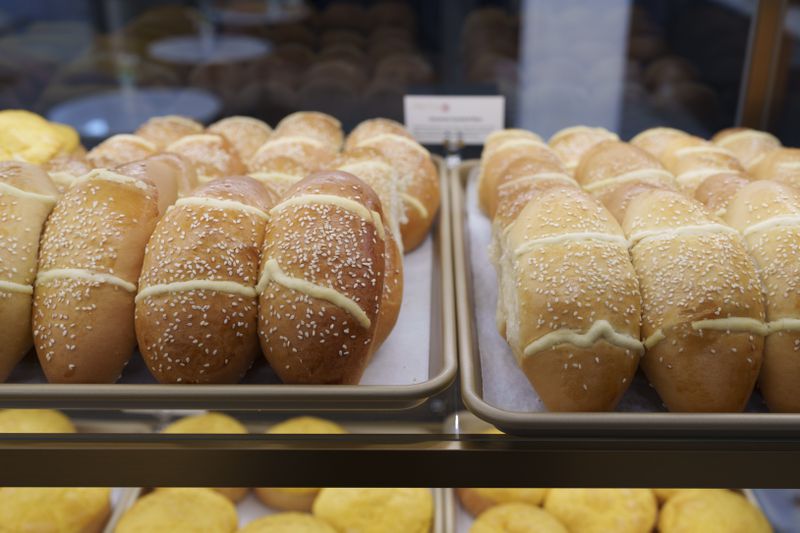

[273,111,343,151]
[135,114,204,150]
[694,172,751,217]
[659,490,771,533]
[0,110,78,164]
[256,417,347,511]
[665,145,744,195]
[725,181,800,411]
[600,181,670,223]
[86,134,157,169]
[249,136,336,174]
[712,127,780,171]
[623,189,765,411]
[137,177,277,384]
[547,126,619,175]
[483,129,544,160]
[495,187,642,411]
[574,140,676,205]
[117,152,198,199]
[239,513,336,533]
[356,133,440,251]
[345,117,413,151]
[207,115,273,163]
[750,147,800,189]
[165,134,246,183]
[544,489,657,533]
[653,488,690,503]
[313,488,433,533]
[257,171,385,384]
[337,148,404,347]
[162,412,248,502]
[470,502,568,533]
[478,140,565,218]
[458,488,547,517]
[115,488,238,533]
[629,127,689,159]
[43,152,93,193]
[0,409,76,432]
[34,169,159,383]
[0,162,59,380]
[0,487,111,533]
[247,156,309,197]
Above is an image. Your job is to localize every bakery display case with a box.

[2,0,800,531]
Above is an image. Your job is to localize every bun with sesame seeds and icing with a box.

[248,136,337,174]
[165,133,246,184]
[0,162,59,381]
[118,152,198,199]
[273,111,344,151]
[134,114,204,150]
[136,176,278,384]
[622,189,765,411]
[207,115,273,163]
[693,172,751,217]
[33,168,160,383]
[547,126,619,176]
[247,156,309,197]
[750,147,800,190]
[344,117,413,151]
[712,127,781,171]
[657,136,746,195]
[86,134,157,169]
[355,133,439,251]
[495,187,642,411]
[629,127,689,159]
[43,152,93,193]
[725,181,800,411]
[257,170,386,384]
[483,129,544,160]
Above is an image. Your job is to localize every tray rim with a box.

[0,158,457,411]
[452,158,800,437]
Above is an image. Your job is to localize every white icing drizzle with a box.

[742,214,800,237]
[270,194,385,240]
[357,133,429,156]
[674,145,734,158]
[36,269,137,292]
[174,197,269,221]
[400,192,429,219]
[630,223,739,246]
[675,168,736,185]
[0,280,33,295]
[523,319,643,358]
[136,280,256,302]
[0,181,58,204]
[498,172,576,191]
[716,129,778,148]
[71,169,152,192]
[256,259,370,328]
[514,232,629,257]
[692,317,770,336]
[643,329,666,349]
[582,168,673,192]
[768,318,800,333]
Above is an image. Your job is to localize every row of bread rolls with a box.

[459,486,770,533]
[479,125,800,412]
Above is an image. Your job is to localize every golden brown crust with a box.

[86,134,157,169]
[249,136,336,173]
[207,116,273,163]
[115,155,182,216]
[274,111,344,151]
[135,115,204,150]
[345,118,412,151]
[258,171,385,384]
[547,126,618,174]
[693,172,751,217]
[136,177,277,384]
[601,181,670,223]
[629,127,689,159]
[165,133,246,181]
[43,152,93,193]
[750,147,800,189]
[712,127,781,170]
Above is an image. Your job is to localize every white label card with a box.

[404,95,505,145]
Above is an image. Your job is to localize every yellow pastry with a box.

[458,488,548,516]
[238,512,336,533]
[313,488,433,533]
[470,502,568,533]
[0,110,64,164]
[544,489,657,533]
[0,487,110,533]
[115,488,237,533]
[659,489,772,533]
[51,122,81,154]
[0,409,76,433]
[267,416,347,434]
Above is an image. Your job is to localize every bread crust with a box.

[135,115,204,150]
[249,136,336,173]
[345,118,412,151]
[207,115,273,162]
[86,134,156,169]
[247,155,309,197]
[629,127,689,159]
[750,147,800,189]
[712,127,781,170]
[273,111,343,151]
[165,133,246,182]
[693,172,751,217]
[547,126,618,174]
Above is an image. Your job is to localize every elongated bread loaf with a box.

[345,118,412,151]
[623,189,765,411]
[257,171,386,384]
[86,134,156,169]
[135,115,204,150]
[547,126,618,175]
[136,177,277,383]
[750,147,800,189]
[498,187,642,411]
[248,156,309,198]
[33,169,160,382]
[207,116,272,163]
[693,172,751,217]
[0,162,59,381]
[629,127,689,159]
[658,136,744,195]
[273,111,343,151]
[356,133,439,251]
[725,181,800,411]
[712,127,780,170]
[165,133,245,183]
[115,155,185,216]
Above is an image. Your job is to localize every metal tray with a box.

[0,158,456,411]
[106,487,446,532]
[452,159,800,437]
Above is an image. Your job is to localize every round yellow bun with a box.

[313,488,433,533]
[0,409,76,433]
[115,488,237,533]
[458,488,547,517]
[267,416,347,434]
[0,487,111,533]
[470,502,568,533]
[239,512,336,533]
[0,110,76,164]
[659,489,771,533]
[544,489,657,533]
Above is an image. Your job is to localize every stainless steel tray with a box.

[105,487,446,533]
[0,159,456,411]
[452,159,800,437]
